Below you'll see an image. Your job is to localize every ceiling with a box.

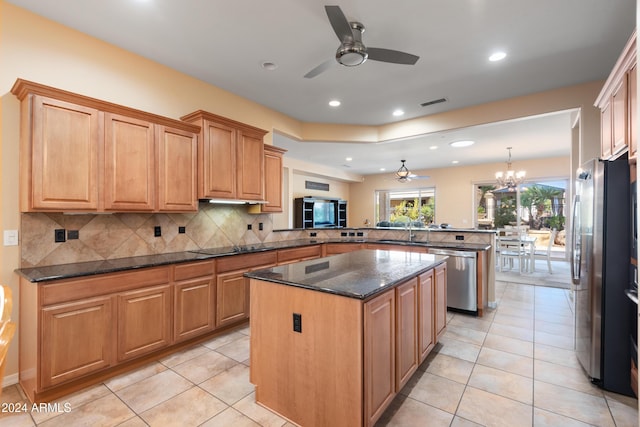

[7,0,635,175]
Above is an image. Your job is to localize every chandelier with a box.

[495,147,525,189]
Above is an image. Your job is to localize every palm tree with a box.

[522,185,564,229]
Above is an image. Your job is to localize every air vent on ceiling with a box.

[420,98,447,107]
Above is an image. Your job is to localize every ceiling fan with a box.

[394,160,430,182]
[304,5,420,78]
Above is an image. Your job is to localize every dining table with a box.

[498,235,538,273]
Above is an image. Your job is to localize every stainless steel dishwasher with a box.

[428,248,477,314]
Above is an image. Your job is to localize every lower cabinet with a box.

[435,263,447,339]
[364,289,396,427]
[395,278,419,391]
[117,285,172,361]
[173,260,216,342]
[40,296,114,389]
[418,270,435,363]
[325,242,363,255]
[216,271,249,327]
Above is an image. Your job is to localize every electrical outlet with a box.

[356,232,364,237]
[54,229,66,243]
[67,230,79,240]
[293,313,302,333]
[178,226,186,234]
[258,222,263,231]
[3,230,18,246]
[154,226,161,237]
[310,232,317,237]
[247,224,252,230]
[455,235,464,241]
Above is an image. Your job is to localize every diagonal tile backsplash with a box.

[20,203,293,268]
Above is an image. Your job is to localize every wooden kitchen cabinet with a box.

[395,278,419,391]
[435,263,447,339]
[325,242,363,255]
[104,113,156,211]
[216,271,249,327]
[11,79,200,212]
[418,270,435,363]
[20,95,101,211]
[596,30,636,161]
[364,288,395,427]
[249,144,287,213]
[117,284,172,361]
[277,245,322,265]
[215,251,277,327]
[629,64,637,161]
[181,110,267,201]
[41,296,114,389]
[173,260,216,342]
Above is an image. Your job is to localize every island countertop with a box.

[245,249,447,300]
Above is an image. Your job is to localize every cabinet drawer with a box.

[277,245,321,264]
[41,266,170,306]
[173,260,215,281]
[216,251,277,273]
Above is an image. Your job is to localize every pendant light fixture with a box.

[495,147,525,189]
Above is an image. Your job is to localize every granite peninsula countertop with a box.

[245,250,448,300]
[16,238,487,283]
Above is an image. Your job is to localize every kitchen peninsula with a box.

[246,249,448,427]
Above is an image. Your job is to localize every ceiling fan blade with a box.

[325,5,354,42]
[304,58,336,78]
[367,47,419,65]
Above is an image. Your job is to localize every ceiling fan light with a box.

[336,45,368,66]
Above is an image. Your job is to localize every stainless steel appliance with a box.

[428,248,477,314]
[571,154,632,395]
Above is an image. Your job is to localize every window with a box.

[375,188,435,227]
[475,179,567,230]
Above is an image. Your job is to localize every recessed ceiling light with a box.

[429,146,438,150]
[489,51,507,62]
[452,160,459,164]
[261,61,278,71]
[392,109,405,117]
[345,157,352,162]
[329,100,341,107]
[380,168,386,171]
[449,140,475,148]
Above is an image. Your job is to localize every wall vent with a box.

[420,98,447,107]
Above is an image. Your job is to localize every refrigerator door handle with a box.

[571,194,581,285]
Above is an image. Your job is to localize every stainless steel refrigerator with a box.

[571,154,632,396]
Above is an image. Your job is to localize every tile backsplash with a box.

[20,203,303,268]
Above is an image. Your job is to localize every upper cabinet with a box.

[596,30,637,162]
[249,144,287,214]
[180,110,268,202]
[11,79,199,213]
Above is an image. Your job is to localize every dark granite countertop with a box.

[16,238,487,283]
[245,249,448,300]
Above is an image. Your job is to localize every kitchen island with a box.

[246,249,447,427]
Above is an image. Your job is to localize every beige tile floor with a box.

[1,274,638,426]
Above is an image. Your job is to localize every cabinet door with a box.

[629,64,637,161]
[174,277,215,342]
[41,296,113,388]
[261,145,285,212]
[325,243,363,255]
[117,285,172,361]
[216,270,249,327]
[201,120,236,199]
[364,289,395,427]
[395,278,419,391]
[601,102,613,159]
[157,125,198,211]
[435,263,447,339]
[104,113,155,210]
[418,270,435,363]
[236,131,264,200]
[30,96,100,211]
[612,77,628,157]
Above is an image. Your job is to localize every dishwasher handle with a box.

[428,248,476,258]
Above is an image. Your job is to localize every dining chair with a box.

[497,234,528,273]
[0,285,16,398]
[531,229,558,274]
